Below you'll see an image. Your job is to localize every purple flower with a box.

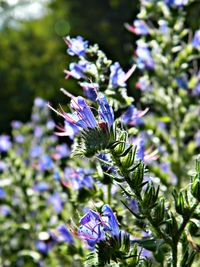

[34,97,46,108]
[195,130,200,147]
[68,61,88,79]
[64,167,93,190]
[48,192,63,213]
[78,209,105,247]
[0,188,6,199]
[52,225,74,245]
[101,205,120,237]
[30,146,42,158]
[55,144,70,159]
[128,198,139,214]
[70,96,97,128]
[165,0,188,7]
[46,120,55,130]
[0,161,7,171]
[55,120,79,140]
[136,42,154,69]
[73,205,120,248]
[35,240,53,254]
[0,135,12,152]
[38,155,53,171]
[176,76,188,90]
[80,82,98,101]
[97,153,116,173]
[0,205,10,216]
[158,20,169,34]
[33,182,49,192]
[136,77,152,92]
[121,105,148,126]
[97,95,114,128]
[14,135,24,144]
[34,126,43,138]
[110,62,126,87]
[49,93,114,136]
[11,120,22,129]
[133,20,149,35]
[65,36,88,56]
[192,30,200,48]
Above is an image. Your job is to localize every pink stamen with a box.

[123,64,137,82]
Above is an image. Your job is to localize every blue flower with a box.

[165,0,188,7]
[48,192,63,213]
[0,135,12,152]
[78,209,105,247]
[136,77,152,92]
[34,97,46,108]
[30,146,42,158]
[133,20,149,35]
[35,240,53,254]
[54,144,70,159]
[80,82,98,101]
[33,182,49,192]
[176,76,188,90]
[52,225,74,245]
[110,62,126,87]
[136,42,154,69]
[192,30,200,48]
[38,155,53,171]
[195,130,200,147]
[65,36,88,56]
[64,167,93,190]
[97,95,114,128]
[101,204,120,237]
[68,61,89,79]
[70,96,97,129]
[0,188,6,199]
[121,105,148,126]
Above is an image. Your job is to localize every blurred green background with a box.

[0,0,199,133]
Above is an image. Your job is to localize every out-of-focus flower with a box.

[51,224,74,245]
[30,146,42,158]
[195,130,200,147]
[0,205,11,216]
[54,144,70,159]
[133,136,159,163]
[125,20,149,35]
[34,97,46,108]
[63,167,93,190]
[0,135,12,152]
[33,181,50,192]
[176,76,188,90]
[136,77,152,92]
[0,188,6,199]
[80,82,98,101]
[193,72,200,96]
[165,0,188,7]
[136,42,154,69]
[158,20,169,34]
[38,155,53,171]
[11,120,22,129]
[64,36,88,56]
[192,30,200,48]
[35,240,53,254]
[48,192,63,213]
[121,105,148,126]
[14,135,24,144]
[0,161,7,171]
[110,62,126,87]
[34,126,43,138]
[46,120,55,130]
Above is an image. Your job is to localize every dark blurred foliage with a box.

[0,0,138,133]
